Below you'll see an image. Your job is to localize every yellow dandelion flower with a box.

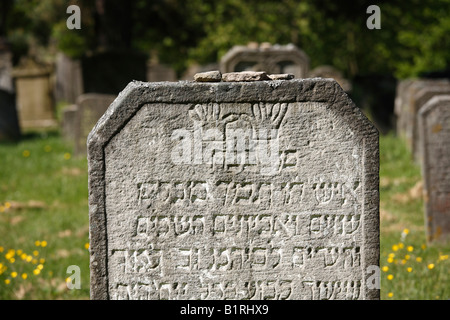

[392,245,399,251]
[398,243,404,249]
[421,244,426,250]
[416,257,423,263]
[407,267,413,272]
[4,279,10,285]
[401,259,406,265]
[382,266,389,272]
[33,269,40,275]
[32,259,38,264]
[0,206,4,213]
[388,253,395,258]
[403,228,409,235]
[405,254,410,260]
[64,153,71,160]
[41,241,47,247]
[35,240,41,247]
[26,256,32,262]
[21,273,27,280]
[84,243,90,250]
[0,246,4,252]
[65,277,71,283]
[387,257,394,263]
[407,246,414,252]
[387,274,394,280]
[33,250,39,256]
[16,249,22,255]
[22,150,30,157]
[4,202,11,209]
[388,292,393,298]
[11,271,17,278]
[438,254,448,261]
[37,264,44,270]
[39,258,45,264]
[21,253,27,260]
[427,263,435,270]
[9,258,15,263]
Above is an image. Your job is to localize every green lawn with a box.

[0,130,448,299]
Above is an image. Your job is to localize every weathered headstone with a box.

[0,89,21,142]
[54,52,84,104]
[309,65,352,92]
[411,84,450,162]
[418,95,450,243]
[88,78,379,300]
[74,94,116,155]
[396,79,450,148]
[147,63,177,82]
[12,58,57,129]
[394,79,414,137]
[61,104,78,142]
[220,43,309,79]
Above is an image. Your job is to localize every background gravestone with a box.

[220,43,309,78]
[308,65,352,92]
[54,53,84,104]
[88,78,379,300]
[74,94,116,156]
[396,79,450,147]
[12,58,57,129]
[411,85,450,163]
[61,104,78,142]
[419,95,450,243]
[0,89,20,142]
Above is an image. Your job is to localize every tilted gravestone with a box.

[74,94,116,156]
[411,84,450,163]
[220,43,309,79]
[88,78,379,300]
[419,95,450,243]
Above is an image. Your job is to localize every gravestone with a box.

[0,89,21,142]
[309,65,352,92]
[394,79,414,136]
[147,63,177,82]
[12,58,57,129]
[418,95,450,243]
[411,84,450,162]
[61,104,78,142]
[88,78,379,300]
[54,53,84,104]
[74,94,116,155]
[220,43,309,79]
[396,79,450,148]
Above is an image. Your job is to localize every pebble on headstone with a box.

[268,73,295,80]
[88,79,379,300]
[418,94,450,243]
[194,70,222,82]
[222,71,270,82]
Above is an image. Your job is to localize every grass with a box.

[0,130,448,299]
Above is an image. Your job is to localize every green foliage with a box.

[3,0,450,77]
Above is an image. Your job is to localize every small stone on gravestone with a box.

[194,70,222,82]
[88,79,379,300]
[418,95,450,243]
[222,71,270,82]
[268,73,295,80]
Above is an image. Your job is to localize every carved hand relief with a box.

[90,80,379,300]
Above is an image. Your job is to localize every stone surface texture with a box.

[418,95,450,243]
[194,70,222,82]
[88,79,379,300]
